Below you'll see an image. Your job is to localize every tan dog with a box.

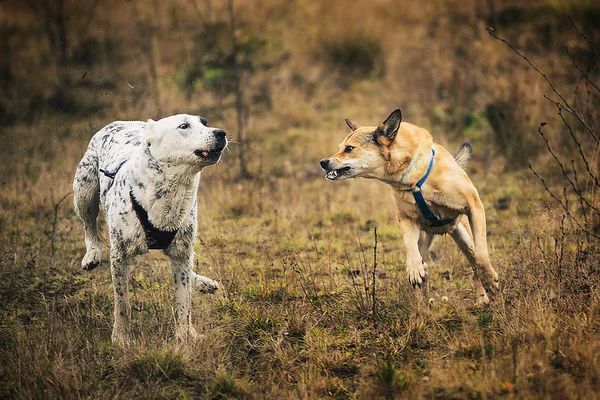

[320,109,499,304]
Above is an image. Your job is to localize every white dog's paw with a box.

[191,273,219,294]
[407,262,427,288]
[111,328,132,347]
[81,248,102,271]
[175,325,200,343]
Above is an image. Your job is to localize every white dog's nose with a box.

[213,129,226,139]
[213,130,227,150]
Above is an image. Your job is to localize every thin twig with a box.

[51,191,72,256]
[371,227,378,317]
[565,46,600,95]
[571,160,590,242]
[557,108,600,192]
[529,164,600,240]
[569,15,599,58]
[536,124,598,213]
[488,28,598,142]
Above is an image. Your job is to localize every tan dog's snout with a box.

[320,158,332,171]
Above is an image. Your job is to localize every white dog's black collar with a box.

[129,190,178,249]
[99,160,178,249]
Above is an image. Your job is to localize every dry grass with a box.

[1,0,600,398]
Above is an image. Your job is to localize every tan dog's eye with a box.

[344,145,355,153]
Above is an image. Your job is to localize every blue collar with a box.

[412,148,455,227]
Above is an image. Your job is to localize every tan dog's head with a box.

[320,109,402,181]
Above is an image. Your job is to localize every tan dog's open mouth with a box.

[324,166,351,180]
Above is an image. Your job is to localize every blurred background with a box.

[1,1,600,398]
[1,0,598,182]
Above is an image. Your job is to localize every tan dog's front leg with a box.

[418,231,434,264]
[467,196,499,292]
[399,219,427,287]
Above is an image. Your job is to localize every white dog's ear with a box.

[345,118,360,131]
[146,119,157,145]
[375,109,402,144]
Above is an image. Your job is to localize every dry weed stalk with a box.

[489,19,600,244]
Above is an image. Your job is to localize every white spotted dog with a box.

[73,114,226,346]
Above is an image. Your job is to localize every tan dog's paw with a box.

[407,262,427,288]
[477,292,490,306]
[481,271,500,294]
[475,283,491,306]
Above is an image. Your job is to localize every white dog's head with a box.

[145,114,227,169]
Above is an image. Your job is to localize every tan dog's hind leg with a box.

[466,196,500,292]
[418,231,434,264]
[400,219,427,287]
[450,221,489,305]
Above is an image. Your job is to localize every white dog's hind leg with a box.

[191,271,219,294]
[110,251,132,346]
[450,221,489,305]
[73,152,102,271]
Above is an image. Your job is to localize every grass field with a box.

[1,0,600,398]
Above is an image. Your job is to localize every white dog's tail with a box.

[73,140,103,271]
[454,142,472,170]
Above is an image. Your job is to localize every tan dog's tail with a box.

[454,142,472,170]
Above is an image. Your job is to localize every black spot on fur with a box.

[155,187,166,199]
[82,260,100,271]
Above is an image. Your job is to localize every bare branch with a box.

[529,164,600,240]
[569,15,599,58]
[557,108,600,191]
[488,28,598,142]
[565,46,600,95]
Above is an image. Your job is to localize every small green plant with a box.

[374,358,414,399]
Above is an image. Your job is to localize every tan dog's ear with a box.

[374,109,402,145]
[345,118,360,131]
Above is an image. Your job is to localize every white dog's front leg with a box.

[399,219,426,288]
[171,255,199,342]
[110,251,132,347]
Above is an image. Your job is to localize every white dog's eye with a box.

[344,145,355,153]
[178,123,189,130]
